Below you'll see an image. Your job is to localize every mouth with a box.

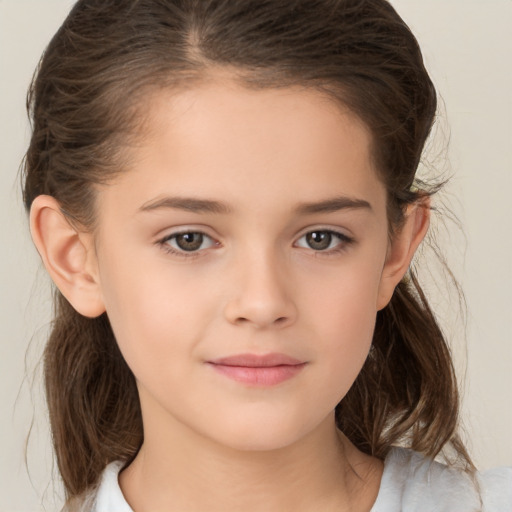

[206,353,307,386]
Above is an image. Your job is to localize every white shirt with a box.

[91,447,512,511]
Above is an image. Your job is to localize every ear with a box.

[29,195,106,318]
[376,199,430,310]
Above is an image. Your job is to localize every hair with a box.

[22,0,473,502]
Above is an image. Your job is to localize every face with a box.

[91,82,396,452]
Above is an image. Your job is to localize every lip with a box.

[207,353,307,386]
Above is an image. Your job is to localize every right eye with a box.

[160,231,217,254]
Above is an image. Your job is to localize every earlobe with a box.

[376,199,430,310]
[29,195,106,318]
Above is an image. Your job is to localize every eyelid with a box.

[294,225,353,240]
[157,228,220,257]
[294,227,355,253]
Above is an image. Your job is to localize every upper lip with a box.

[208,353,305,367]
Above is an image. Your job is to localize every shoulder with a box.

[67,451,512,512]
[371,447,512,512]
[89,461,133,512]
[479,464,512,512]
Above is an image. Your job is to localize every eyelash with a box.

[295,229,354,256]
[157,228,354,258]
[158,230,218,258]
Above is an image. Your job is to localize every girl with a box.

[22,0,511,510]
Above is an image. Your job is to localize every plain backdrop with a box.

[1,0,511,510]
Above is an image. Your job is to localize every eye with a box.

[161,231,216,253]
[295,230,352,252]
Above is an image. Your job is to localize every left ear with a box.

[376,199,430,310]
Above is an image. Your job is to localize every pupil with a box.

[307,231,331,250]
[176,233,203,251]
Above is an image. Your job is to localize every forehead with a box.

[99,81,386,219]
[142,81,372,167]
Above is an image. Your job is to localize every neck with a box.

[119,411,382,512]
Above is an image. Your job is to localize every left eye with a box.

[296,230,349,251]
[163,232,216,252]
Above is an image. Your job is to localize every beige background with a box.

[1,0,510,510]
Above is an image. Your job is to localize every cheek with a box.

[301,257,383,393]
[305,252,383,331]
[96,252,216,380]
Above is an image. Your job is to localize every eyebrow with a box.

[138,195,372,215]
[139,197,233,215]
[295,196,372,214]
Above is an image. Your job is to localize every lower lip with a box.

[208,363,307,386]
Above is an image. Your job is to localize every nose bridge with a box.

[224,240,296,328]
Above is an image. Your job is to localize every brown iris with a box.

[175,233,204,251]
[306,231,332,250]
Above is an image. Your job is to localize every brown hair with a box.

[23,0,472,500]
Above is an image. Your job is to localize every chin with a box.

[207,414,322,453]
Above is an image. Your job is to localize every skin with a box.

[30,78,429,511]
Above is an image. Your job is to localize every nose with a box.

[223,249,297,329]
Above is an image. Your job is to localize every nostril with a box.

[224,291,297,328]
[233,315,289,327]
